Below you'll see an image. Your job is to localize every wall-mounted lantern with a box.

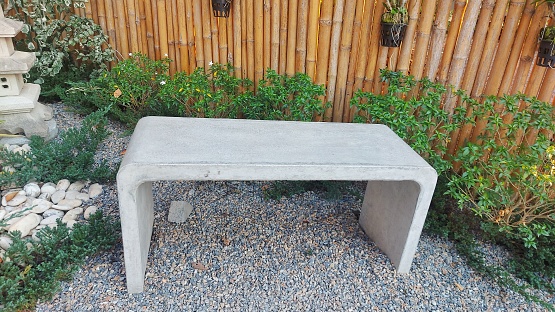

[212,0,232,18]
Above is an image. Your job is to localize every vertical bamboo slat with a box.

[343,0,366,121]
[305,0,320,80]
[201,0,213,69]
[285,0,298,76]
[184,0,196,70]
[233,0,242,77]
[296,0,309,74]
[254,0,264,86]
[332,0,356,122]
[279,0,289,75]
[143,0,155,59]
[227,12,234,63]
[104,0,117,59]
[241,0,248,79]
[263,0,271,70]
[362,0,384,92]
[137,0,148,54]
[127,0,140,54]
[407,0,433,79]
[209,7,220,64]
[219,18,229,64]
[397,0,423,75]
[313,0,334,121]
[352,0,375,96]
[437,0,466,85]
[425,0,451,80]
[156,0,169,60]
[115,0,130,57]
[271,0,281,71]
[177,0,190,73]
[192,0,205,68]
[325,0,344,121]
[246,0,255,80]
[151,0,161,59]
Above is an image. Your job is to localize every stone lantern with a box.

[0,8,57,143]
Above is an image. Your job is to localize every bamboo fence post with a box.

[96,0,108,34]
[447,0,496,155]
[314,0,334,121]
[192,0,205,68]
[271,0,281,71]
[246,0,255,81]
[227,11,234,63]
[522,68,547,145]
[305,0,320,79]
[372,45,388,94]
[332,0,356,122]
[498,0,536,95]
[241,0,248,79]
[207,4,219,64]
[285,0,298,76]
[150,0,161,59]
[185,0,196,71]
[143,0,155,59]
[200,0,213,70]
[219,16,229,64]
[177,0,190,73]
[103,0,117,60]
[343,0,366,121]
[127,0,140,54]
[296,0,309,74]
[115,0,130,57]
[85,0,93,20]
[425,0,451,80]
[279,0,289,75]
[469,1,509,97]
[406,0,433,79]
[396,0,423,75]
[233,0,242,77]
[443,0,481,114]
[325,0,345,121]
[352,0,375,95]
[172,0,182,73]
[254,0,264,86]
[156,0,169,60]
[263,0,271,70]
[362,0,384,92]
[538,70,555,138]
[437,0,466,85]
[137,0,148,55]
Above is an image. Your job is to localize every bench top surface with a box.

[122,117,432,170]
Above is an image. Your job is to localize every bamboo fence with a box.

[9,0,555,152]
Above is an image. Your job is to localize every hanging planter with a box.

[380,22,407,47]
[212,0,232,18]
[380,0,408,47]
[537,27,555,68]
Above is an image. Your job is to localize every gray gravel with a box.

[34,103,554,311]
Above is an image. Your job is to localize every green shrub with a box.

[5,0,114,100]
[0,109,113,188]
[0,211,118,311]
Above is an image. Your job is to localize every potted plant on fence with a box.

[535,0,555,67]
[380,0,409,47]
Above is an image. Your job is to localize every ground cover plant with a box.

[5,0,114,100]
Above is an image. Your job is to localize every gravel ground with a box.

[34,103,554,311]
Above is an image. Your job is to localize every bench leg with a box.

[118,181,155,293]
[359,180,429,273]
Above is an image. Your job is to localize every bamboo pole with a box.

[177,0,190,73]
[437,0,466,85]
[156,0,169,59]
[219,16,229,64]
[233,0,242,77]
[407,0,433,79]
[325,0,345,121]
[127,0,140,54]
[211,7,221,64]
[443,0,481,114]
[332,0,356,122]
[254,0,264,86]
[173,0,183,72]
[96,0,108,33]
[352,0,375,96]
[425,0,451,80]
[305,0,320,79]
[227,10,234,63]
[343,0,366,121]
[246,0,255,81]
[241,0,248,79]
[362,0,384,92]
[137,0,148,55]
[85,0,93,20]
[151,0,161,59]
[538,69,555,138]
[372,44,389,94]
[296,0,309,74]
[285,0,298,76]
[115,0,130,57]
[263,0,271,70]
[143,0,155,59]
[192,0,205,68]
[103,0,117,60]
[522,67,547,145]
[200,0,213,69]
[397,0,423,75]
[185,0,197,71]
[314,0,334,121]
[279,0,289,75]
[271,0,281,71]
[498,0,536,95]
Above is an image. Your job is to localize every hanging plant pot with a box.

[380,22,407,47]
[212,0,232,18]
[537,27,555,68]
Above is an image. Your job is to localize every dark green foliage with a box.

[0,109,113,189]
[0,211,118,312]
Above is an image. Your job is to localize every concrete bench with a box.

[117,116,438,293]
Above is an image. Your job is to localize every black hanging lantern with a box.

[212,0,232,18]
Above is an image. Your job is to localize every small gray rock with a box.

[6,194,27,206]
[50,190,66,204]
[84,206,98,220]
[88,183,103,198]
[8,213,42,237]
[64,190,80,200]
[68,181,85,192]
[40,215,62,225]
[0,235,13,250]
[168,201,194,223]
[57,199,82,209]
[40,183,57,195]
[30,199,52,214]
[74,192,90,201]
[24,183,41,197]
[56,179,70,191]
[42,209,65,218]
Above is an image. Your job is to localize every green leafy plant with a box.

[540,26,555,44]
[382,0,408,24]
[5,0,114,99]
[0,211,118,311]
[0,109,113,189]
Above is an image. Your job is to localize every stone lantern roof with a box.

[0,9,23,37]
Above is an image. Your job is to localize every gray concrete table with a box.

[117,116,438,293]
